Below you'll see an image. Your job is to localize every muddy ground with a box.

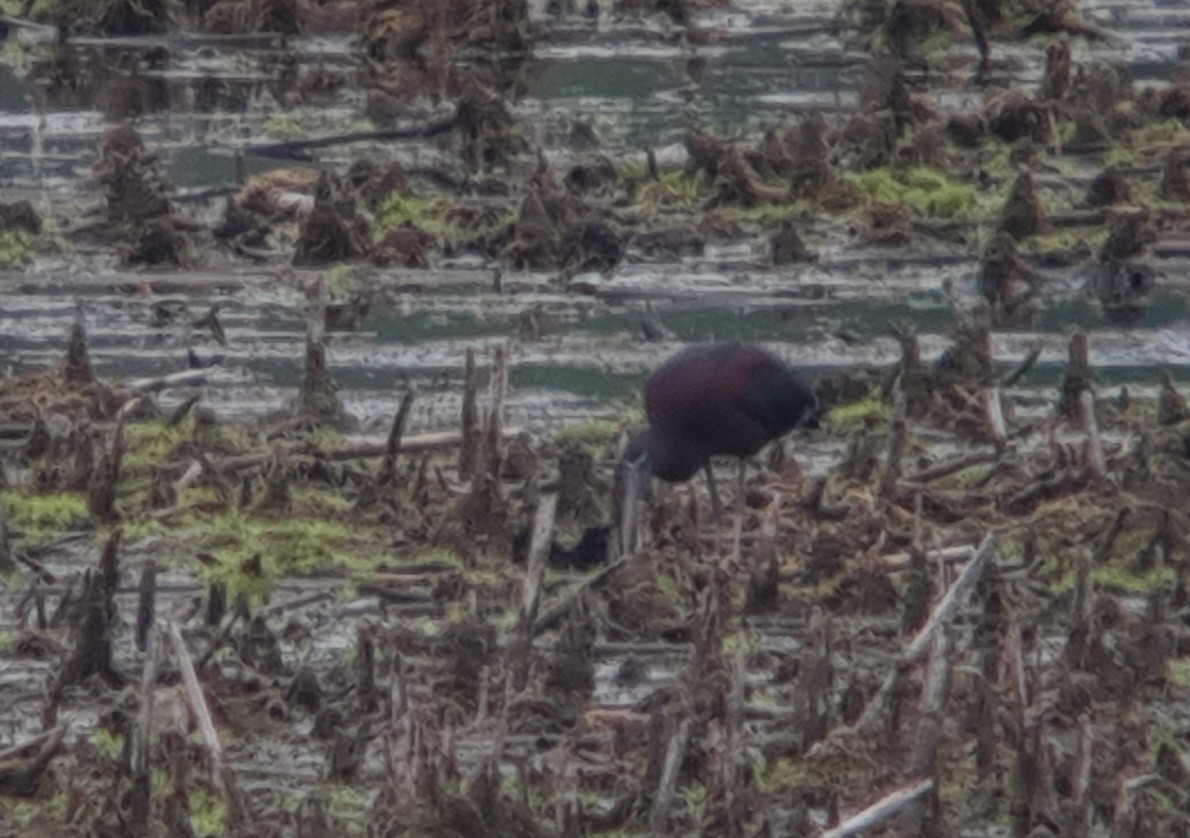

[2,0,1190,835]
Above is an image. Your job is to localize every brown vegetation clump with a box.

[1159,145,1190,202]
[986,91,1052,145]
[996,171,1046,241]
[0,201,42,236]
[94,125,193,266]
[451,78,533,172]
[1085,165,1132,207]
[40,0,171,34]
[293,171,373,266]
[202,0,302,33]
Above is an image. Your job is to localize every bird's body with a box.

[637,342,818,481]
[617,342,819,553]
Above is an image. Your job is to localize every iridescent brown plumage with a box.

[617,342,820,554]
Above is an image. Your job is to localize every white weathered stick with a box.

[166,622,224,772]
[903,451,999,486]
[983,388,1007,445]
[133,628,161,776]
[650,719,691,834]
[511,494,559,690]
[1080,390,1106,477]
[522,494,558,618]
[881,543,977,571]
[904,532,996,663]
[130,369,209,395]
[820,778,936,838]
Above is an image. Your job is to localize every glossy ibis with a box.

[617,342,819,553]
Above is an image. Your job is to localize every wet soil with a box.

[2,0,1190,835]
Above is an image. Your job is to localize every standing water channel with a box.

[1,0,1190,439]
[3,0,1190,835]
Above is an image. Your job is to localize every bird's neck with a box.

[645,429,705,483]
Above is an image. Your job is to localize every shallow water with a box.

[1,0,1190,433]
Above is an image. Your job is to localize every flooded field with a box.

[2,0,1190,835]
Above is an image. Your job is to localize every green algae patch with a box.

[1016,226,1109,256]
[846,167,978,219]
[828,393,890,425]
[115,517,167,542]
[91,729,124,760]
[327,784,376,818]
[374,192,509,242]
[558,419,623,446]
[0,490,89,541]
[727,200,811,225]
[1091,563,1176,594]
[189,790,229,837]
[0,229,35,269]
[125,417,252,471]
[186,507,381,603]
[125,416,198,468]
[264,114,307,139]
[634,169,708,208]
[290,486,352,518]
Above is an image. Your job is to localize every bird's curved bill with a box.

[614,454,651,558]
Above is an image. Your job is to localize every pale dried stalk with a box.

[130,369,209,395]
[881,543,977,571]
[819,778,936,838]
[512,494,558,690]
[904,532,997,663]
[167,623,222,768]
[1070,714,1094,838]
[983,387,1007,445]
[649,719,691,834]
[1080,390,1106,477]
[848,532,996,737]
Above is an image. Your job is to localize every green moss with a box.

[408,546,465,567]
[190,790,229,837]
[727,201,810,224]
[327,784,375,817]
[125,417,250,471]
[1141,118,1190,145]
[0,490,89,541]
[264,114,306,139]
[376,194,453,238]
[125,417,197,468]
[290,486,352,517]
[91,729,124,760]
[0,630,16,653]
[186,509,373,603]
[1103,147,1135,169]
[558,419,622,446]
[1017,227,1109,255]
[1170,658,1190,688]
[301,426,348,451]
[756,756,810,793]
[846,166,978,218]
[635,169,706,207]
[0,229,35,269]
[828,394,890,424]
[1091,563,1175,594]
[117,518,167,542]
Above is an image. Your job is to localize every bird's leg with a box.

[736,458,747,516]
[703,462,723,520]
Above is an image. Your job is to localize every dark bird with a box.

[617,342,820,554]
